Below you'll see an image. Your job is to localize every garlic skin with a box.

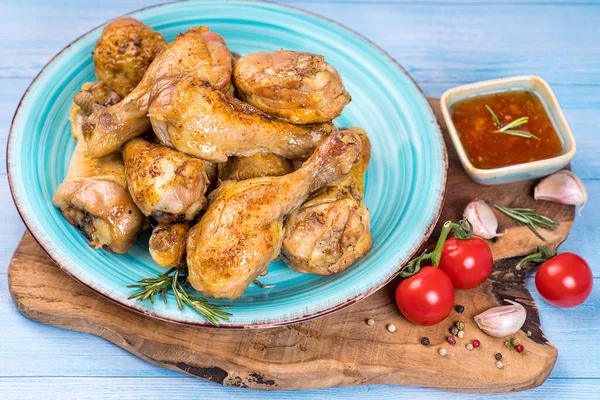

[474,300,527,338]
[535,170,588,215]
[463,199,504,240]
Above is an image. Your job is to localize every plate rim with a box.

[7,0,448,329]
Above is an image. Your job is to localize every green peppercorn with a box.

[511,338,521,347]
[455,305,465,313]
[456,321,465,331]
[495,353,503,361]
[450,326,459,336]
[420,337,430,346]
[504,340,514,349]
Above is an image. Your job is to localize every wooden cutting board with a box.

[8,99,574,393]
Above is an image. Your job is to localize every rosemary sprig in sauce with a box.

[487,201,559,241]
[128,267,232,326]
[485,105,540,140]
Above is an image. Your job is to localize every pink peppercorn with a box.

[447,336,457,345]
[515,344,525,353]
[472,339,481,348]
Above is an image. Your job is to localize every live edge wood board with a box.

[8,99,575,393]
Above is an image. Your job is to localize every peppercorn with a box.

[515,344,525,353]
[439,348,447,356]
[447,336,457,345]
[495,352,503,361]
[511,338,521,347]
[455,305,465,313]
[420,337,430,346]
[472,339,481,348]
[457,330,465,339]
[387,324,396,333]
[450,326,459,336]
[466,343,473,351]
[366,318,375,326]
[456,321,465,331]
[504,340,514,349]
[496,361,504,369]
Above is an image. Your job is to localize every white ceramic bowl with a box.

[441,75,576,185]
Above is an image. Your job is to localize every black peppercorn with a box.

[495,352,503,361]
[420,337,430,346]
[455,305,465,313]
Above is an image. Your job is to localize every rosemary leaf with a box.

[127,267,232,326]
[489,202,559,241]
[253,279,276,289]
[499,116,529,131]
[501,129,541,140]
[485,105,502,128]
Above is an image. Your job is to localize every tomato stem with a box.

[398,220,473,278]
[515,239,564,270]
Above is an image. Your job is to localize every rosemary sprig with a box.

[485,105,540,140]
[253,279,275,289]
[128,267,232,326]
[488,202,559,241]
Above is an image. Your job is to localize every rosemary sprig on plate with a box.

[485,105,540,140]
[487,201,559,241]
[128,267,232,326]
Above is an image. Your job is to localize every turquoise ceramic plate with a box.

[8,0,447,328]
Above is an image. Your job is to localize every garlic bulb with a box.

[474,300,526,338]
[535,170,588,215]
[463,199,504,240]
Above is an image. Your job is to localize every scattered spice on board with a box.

[387,324,396,333]
[439,348,447,357]
[420,337,430,346]
[466,343,473,351]
[456,321,465,331]
[496,361,504,369]
[366,318,375,326]
[515,344,525,353]
[495,353,503,361]
[447,336,457,345]
[455,305,465,313]
[450,326,459,336]
[457,331,465,339]
[472,339,481,348]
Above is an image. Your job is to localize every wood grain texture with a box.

[7,99,574,393]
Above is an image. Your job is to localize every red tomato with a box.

[438,237,493,289]
[395,267,455,326]
[535,252,593,308]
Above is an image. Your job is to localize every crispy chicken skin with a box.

[218,153,294,181]
[149,222,191,267]
[148,76,335,163]
[53,84,146,254]
[93,18,167,98]
[186,129,363,299]
[122,138,209,223]
[83,26,232,157]
[233,50,351,124]
[281,128,372,275]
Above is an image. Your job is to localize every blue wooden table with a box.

[1,1,598,398]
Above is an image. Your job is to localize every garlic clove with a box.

[535,170,588,215]
[474,299,526,338]
[463,199,505,240]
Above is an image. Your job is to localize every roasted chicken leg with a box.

[83,26,232,157]
[186,129,363,299]
[281,128,372,274]
[233,50,351,124]
[93,18,167,98]
[218,153,294,181]
[149,222,191,267]
[53,83,146,254]
[148,76,335,162]
[123,138,209,223]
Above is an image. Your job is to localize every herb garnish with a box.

[485,105,540,140]
[128,267,232,326]
[488,201,559,241]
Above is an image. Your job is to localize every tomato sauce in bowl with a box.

[451,91,562,170]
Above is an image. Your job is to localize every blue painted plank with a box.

[0,377,598,400]
[1,2,600,86]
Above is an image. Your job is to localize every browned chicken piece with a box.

[281,128,372,275]
[73,81,122,116]
[53,84,146,254]
[83,26,232,157]
[187,129,363,299]
[123,138,209,223]
[233,50,351,124]
[148,76,335,163]
[93,18,167,98]
[218,153,294,181]
[149,222,191,267]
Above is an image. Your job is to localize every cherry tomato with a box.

[438,237,493,289]
[535,252,593,308]
[395,266,455,326]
